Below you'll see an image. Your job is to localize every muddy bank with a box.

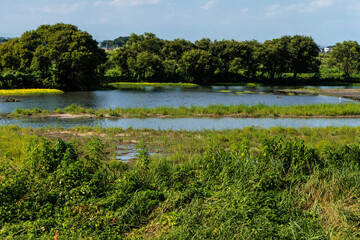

[275,88,360,100]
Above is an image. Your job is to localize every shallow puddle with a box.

[115,144,157,162]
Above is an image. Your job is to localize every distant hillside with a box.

[100,36,129,48]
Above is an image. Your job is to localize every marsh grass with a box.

[9,102,360,118]
[0,89,64,96]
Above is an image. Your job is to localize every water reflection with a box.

[1,117,360,130]
[0,86,355,113]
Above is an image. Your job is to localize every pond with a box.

[0,85,355,113]
[1,117,360,130]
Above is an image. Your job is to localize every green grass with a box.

[0,89,64,96]
[9,102,360,118]
[108,82,198,89]
[1,126,360,238]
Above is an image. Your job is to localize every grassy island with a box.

[7,102,360,119]
[0,89,64,96]
[1,125,360,238]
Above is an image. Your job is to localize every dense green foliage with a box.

[1,126,360,238]
[0,23,106,90]
[329,41,360,78]
[106,33,320,84]
[2,24,360,89]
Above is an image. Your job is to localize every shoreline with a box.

[276,88,360,100]
[4,112,360,119]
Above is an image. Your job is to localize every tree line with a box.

[107,33,320,84]
[0,23,359,90]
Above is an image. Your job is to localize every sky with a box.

[0,0,359,46]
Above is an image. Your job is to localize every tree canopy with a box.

[108,34,321,84]
[0,23,106,90]
[329,40,360,78]
[5,25,358,88]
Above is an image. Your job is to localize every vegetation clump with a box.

[0,96,21,102]
[1,126,360,238]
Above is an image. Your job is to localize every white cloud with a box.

[265,4,290,18]
[345,1,360,12]
[109,0,160,7]
[240,8,249,14]
[266,0,337,18]
[201,0,217,10]
[42,3,80,14]
[93,1,105,6]
[164,13,175,19]
[311,0,335,8]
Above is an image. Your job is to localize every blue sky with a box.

[0,0,359,46]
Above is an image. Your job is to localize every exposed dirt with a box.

[45,113,95,119]
[7,113,360,119]
[275,88,360,100]
[3,112,360,119]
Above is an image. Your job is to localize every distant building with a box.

[320,47,332,53]
[0,37,10,44]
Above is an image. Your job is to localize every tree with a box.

[101,36,130,48]
[127,51,163,80]
[128,33,163,55]
[195,38,212,51]
[228,40,262,79]
[0,23,107,90]
[210,40,237,77]
[261,36,291,80]
[0,38,21,71]
[287,35,320,78]
[177,49,215,83]
[161,39,194,61]
[329,40,360,78]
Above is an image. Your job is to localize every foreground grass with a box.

[108,82,198,89]
[1,126,360,238]
[9,102,360,118]
[0,89,64,96]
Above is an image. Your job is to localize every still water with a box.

[0,86,355,113]
[1,117,360,130]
